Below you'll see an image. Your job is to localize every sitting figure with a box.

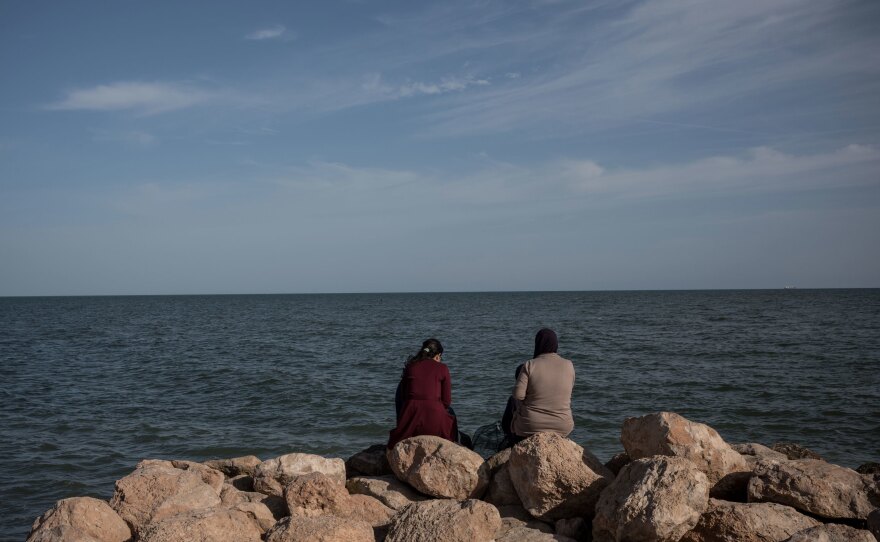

[503,328,574,446]
[388,338,459,449]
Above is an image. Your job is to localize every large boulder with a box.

[283,472,394,527]
[784,524,876,542]
[346,475,427,510]
[138,508,262,542]
[494,505,575,541]
[680,498,821,542]
[484,448,521,507]
[265,515,375,542]
[204,455,262,477]
[388,436,489,499]
[508,432,612,521]
[168,460,225,492]
[621,412,748,487]
[218,485,279,532]
[28,497,131,542]
[219,484,287,519]
[385,499,502,542]
[253,453,346,497]
[748,459,878,520]
[593,456,709,542]
[346,444,392,477]
[108,459,221,534]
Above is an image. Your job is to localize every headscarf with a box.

[533,328,558,358]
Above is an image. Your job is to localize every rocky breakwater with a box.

[26,411,880,542]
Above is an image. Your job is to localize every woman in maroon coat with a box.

[387,338,458,449]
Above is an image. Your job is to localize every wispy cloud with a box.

[361,74,490,100]
[245,25,288,41]
[46,82,213,115]
[92,129,156,147]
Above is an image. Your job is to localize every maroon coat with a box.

[387,359,456,449]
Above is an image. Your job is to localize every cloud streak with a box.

[46,82,213,115]
[245,25,288,41]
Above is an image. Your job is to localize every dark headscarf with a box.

[533,328,558,358]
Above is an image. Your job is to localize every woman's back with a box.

[512,352,575,437]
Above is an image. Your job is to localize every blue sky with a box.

[1,0,879,295]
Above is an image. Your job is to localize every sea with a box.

[1,290,879,540]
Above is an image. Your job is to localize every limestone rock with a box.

[748,459,877,520]
[138,508,262,542]
[284,472,394,527]
[771,442,823,461]
[253,452,346,497]
[264,515,375,542]
[485,448,521,507]
[605,452,632,476]
[388,435,489,499]
[204,455,262,477]
[169,460,225,492]
[784,524,876,542]
[346,493,396,528]
[508,432,612,521]
[680,498,821,542]
[593,456,709,542]
[385,499,502,542]
[346,475,427,510]
[228,501,277,533]
[621,412,748,486]
[28,497,131,542]
[219,484,287,518]
[109,459,221,534]
[346,444,391,477]
[733,443,788,462]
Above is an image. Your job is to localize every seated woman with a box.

[388,338,458,449]
[505,328,575,445]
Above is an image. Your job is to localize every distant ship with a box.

[783,286,797,289]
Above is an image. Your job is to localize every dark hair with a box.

[407,338,444,364]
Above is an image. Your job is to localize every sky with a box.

[1,0,879,295]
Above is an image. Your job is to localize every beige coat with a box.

[511,352,575,437]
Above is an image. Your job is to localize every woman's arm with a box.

[512,361,530,401]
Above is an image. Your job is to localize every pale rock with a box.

[109,459,221,534]
[680,498,821,542]
[284,472,394,527]
[346,494,396,528]
[228,501,277,533]
[169,460,225,492]
[784,524,876,542]
[496,504,555,535]
[138,508,262,542]
[346,444,391,477]
[253,452,346,497]
[346,475,427,510]
[265,515,375,542]
[204,455,262,477]
[593,456,709,542]
[621,412,748,487]
[485,448,521,507]
[748,459,877,520]
[508,432,612,521]
[388,435,489,499]
[733,443,788,462]
[28,497,131,542]
[219,484,287,518]
[385,499,502,542]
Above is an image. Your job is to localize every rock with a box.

[605,452,631,476]
[228,474,254,491]
[867,508,880,540]
[28,497,131,542]
[592,456,709,542]
[748,459,877,520]
[346,475,427,510]
[253,452,346,497]
[710,470,752,502]
[733,443,789,462]
[227,501,277,533]
[621,412,748,487]
[556,517,590,541]
[346,444,392,477]
[388,435,489,499]
[772,443,823,461]
[264,515,375,542]
[485,448,521,507]
[169,460,225,492]
[680,498,821,542]
[204,455,262,477]
[785,523,876,542]
[508,432,612,521]
[346,494,396,528]
[385,499,502,542]
[497,525,575,541]
[857,462,880,475]
[109,459,221,534]
[220,484,287,518]
[496,504,554,534]
[138,508,262,542]
[284,472,351,518]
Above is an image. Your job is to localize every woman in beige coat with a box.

[509,328,575,441]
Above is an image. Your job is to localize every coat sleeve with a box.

[512,361,530,401]
[441,364,452,408]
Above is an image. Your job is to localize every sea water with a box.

[1,290,879,539]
